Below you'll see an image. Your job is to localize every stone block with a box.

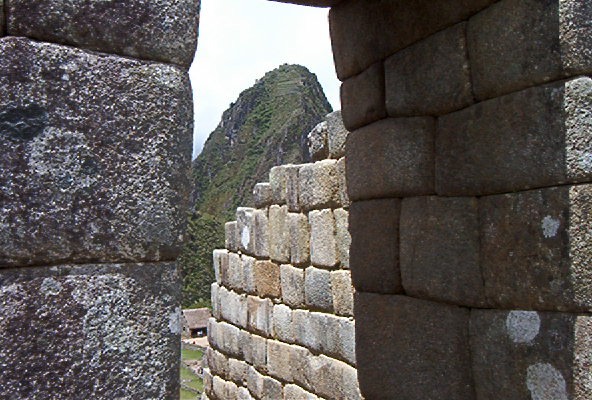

[437,77,592,196]
[203,368,214,397]
[292,310,322,352]
[237,386,252,400]
[331,270,354,317]
[272,304,294,343]
[6,0,199,68]
[261,376,283,400]
[308,121,329,161]
[247,296,274,337]
[207,318,220,350]
[305,355,362,400]
[228,358,248,386]
[309,209,338,268]
[267,340,298,383]
[333,208,350,268]
[305,267,333,312]
[346,118,435,200]
[280,264,305,308]
[284,384,318,400]
[225,221,239,252]
[218,322,241,359]
[219,288,248,329]
[355,293,473,400]
[471,309,592,399]
[246,366,264,399]
[400,196,485,307]
[0,262,181,399]
[288,213,310,266]
[236,207,255,255]
[207,347,229,380]
[327,110,349,159]
[268,205,291,263]
[284,344,314,391]
[270,166,288,205]
[299,160,343,211]
[227,252,243,291]
[241,255,257,295]
[340,62,387,131]
[285,165,303,212]
[253,260,281,299]
[252,209,270,259]
[385,22,473,116]
[329,0,497,80]
[468,0,592,100]
[480,185,592,311]
[335,157,350,208]
[240,331,267,370]
[349,199,402,293]
[211,283,221,320]
[212,376,227,400]
[253,183,273,209]
[0,38,192,267]
[324,315,356,366]
[212,249,228,285]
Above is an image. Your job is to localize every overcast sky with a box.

[188,0,341,158]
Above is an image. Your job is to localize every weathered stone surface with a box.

[280,264,305,308]
[252,209,270,259]
[242,255,257,295]
[327,110,349,159]
[217,322,242,359]
[468,0,592,100]
[329,0,497,80]
[212,249,228,285]
[308,121,329,161]
[284,384,318,400]
[288,213,310,266]
[272,303,294,343]
[269,205,291,263]
[385,22,473,116]
[346,118,435,200]
[253,183,273,209]
[437,77,592,196]
[349,199,402,293]
[331,270,354,317]
[211,283,221,319]
[309,209,338,268]
[292,310,325,353]
[0,38,192,268]
[299,160,343,211]
[333,208,350,268]
[285,165,303,212]
[6,0,199,68]
[471,309,592,400]
[237,386,252,400]
[236,207,255,255]
[270,166,288,205]
[340,62,386,131]
[203,368,214,397]
[228,358,249,386]
[240,331,267,369]
[324,315,356,365]
[480,185,592,311]
[253,260,281,299]
[355,293,473,399]
[207,347,229,380]
[261,376,283,400]
[400,196,485,307]
[227,252,243,291]
[247,296,274,337]
[305,267,333,312]
[225,222,239,253]
[267,340,298,382]
[305,355,362,400]
[219,288,248,329]
[336,157,350,208]
[0,262,181,399]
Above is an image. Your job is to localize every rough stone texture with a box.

[305,267,333,312]
[292,310,325,353]
[268,205,291,263]
[385,22,473,116]
[242,255,257,295]
[212,249,227,285]
[267,340,298,382]
[0,262,181,399]
[340,62,386,131]
[240,331,267,369]
[329,0,497,80]
[228,357,248,385]
[211,283,221,319]
[437,77,592,196]
[468,0,592,100]
[355,293,473,399]
[247,296,274,337]
[308,121,329,161]
[225,222,239,253]
[207,347,229,380]
[333,208,350,268]
[0,38,192,268]
[335,157,350,208]
[253,260,281,299]
[400,196,485,307]
[327,110,349,159]
[227,252,242,291]
[236,207,255,255]
[285,165,303,212]
[299,160,343,211]
[270,166,288,205]
[331,270,354,317]
[280,264,305,308]
[284,384,318,400]
[219,287,248,329]
[6,0,200,69]
[471,309,592,400]
[309,209,338,268]
[272,304,294,343]
[349,199,402,293]
[252,209,270,259]
[288,213,310,266]
[253,183,273,209]
[480,185,592,311]
[305,355,362,400]
[323,315,356,365]
[346,118,435,200]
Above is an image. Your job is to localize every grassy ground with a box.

[180,387,200,400]
[180,343,205,399]
[182,347,204,361]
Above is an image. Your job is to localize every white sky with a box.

[188,0,341,158]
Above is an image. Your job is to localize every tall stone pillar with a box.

[0,1,200,398]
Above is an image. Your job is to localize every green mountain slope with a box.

[181,64,332,307]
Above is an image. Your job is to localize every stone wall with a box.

[204,112,361,400]
[328,0,592,399]
[0,1,199,398]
